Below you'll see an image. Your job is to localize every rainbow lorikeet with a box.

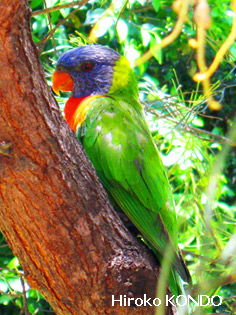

[52,45,191,295]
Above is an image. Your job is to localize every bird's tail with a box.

[175,247,192,285]
[169,269,191,315]
[151,243,192,313]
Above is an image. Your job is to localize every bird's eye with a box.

[57,65,64,72]
[82,62,93,72]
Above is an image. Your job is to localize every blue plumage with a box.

[56,45,120,98]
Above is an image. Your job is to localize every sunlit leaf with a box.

[152,0,161,12]
[90,17,114,38]
[7,257,20,270]
[30,0,43,9]
[150,34,162,64]
[116,19,128,42]
[84,8,106,25]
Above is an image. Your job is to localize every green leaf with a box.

[152,0,161,12]
[7,257,20,269]
[116,19,128,42]
[141,25,152,46]
[84,8,106,24]
[0,280,8,292]
[30,0,43,10]
[229,45,236,62]
[150,34,162,64]
[124,45,140,66]
[192,117,204,127]
[7,277,29,292]
[0,295,14,305]
[92,17,114,38]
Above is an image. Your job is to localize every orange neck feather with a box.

[64,96,104,132]
[64,97,85,130]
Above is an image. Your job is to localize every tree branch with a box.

[31,1,84,17]
[36,0,89,53]
[0,1,175,314]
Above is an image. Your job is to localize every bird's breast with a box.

[64,95,104,132]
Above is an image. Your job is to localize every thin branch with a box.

[20,276,30,315]
[0,266,24,274]
[183,124,236,146]
[43,0,56,51]
[114,0,129,39]
[0,243,9,248]
[37,0,89,53]
[194,0,236,81]
[31,1,83,17]
[146,107,236,146]
[181,249,218,263]
[192,0,221,110]
[224,295,236,302]
[0,289,23,298]
[191,272,236,296]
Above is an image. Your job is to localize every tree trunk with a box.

[0,1,175,314]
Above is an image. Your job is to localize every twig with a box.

[194,0,236,81]
[43,0,56,52]
[223,295,236,302]
[181,249,218,263]
[132,5,154,13]
[191,272,236,296]
[192,0,221,110]
[37,0,89,53]
[34,310,55,314]
[0,243,9,248]
[31,1,83,17]
[0,289,23,298]
[114,0,129,41]
[146,107,236,146]
[20,275,31,315]
[0,266,24,274]
[184,124,236,146]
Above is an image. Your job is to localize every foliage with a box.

[0,0,235,314]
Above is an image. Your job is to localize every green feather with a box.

[62,46,194,295]
[78,96,190,289]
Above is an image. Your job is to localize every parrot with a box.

[52,45,191,297]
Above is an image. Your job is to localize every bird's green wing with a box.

[78,96,187,280]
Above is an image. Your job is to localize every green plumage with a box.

[77,95,189,292]
[53,45,190,297]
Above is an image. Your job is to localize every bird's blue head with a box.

[52,45,123,98]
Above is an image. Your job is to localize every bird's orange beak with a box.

[52,70,74,95]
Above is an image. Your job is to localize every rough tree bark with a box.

[0,1,175,314]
